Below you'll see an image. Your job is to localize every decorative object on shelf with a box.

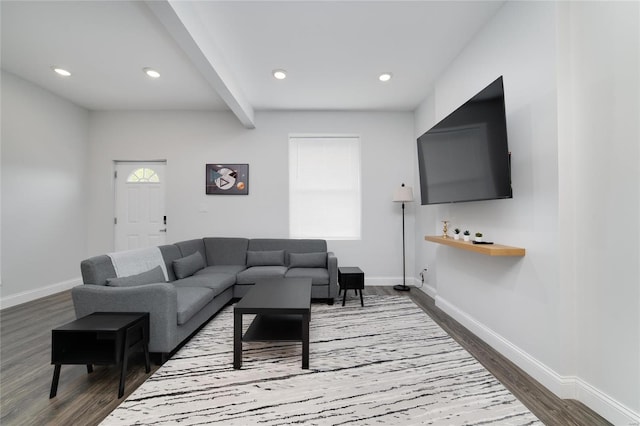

[206,164,249,195]
[442,220,450,238]
[475,232,483,242]
[392,183,414,292]
[453,228,461,240]
[463,230,470,242]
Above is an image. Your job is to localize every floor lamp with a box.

[393,183,414,292]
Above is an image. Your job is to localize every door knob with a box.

[159,229,167,233]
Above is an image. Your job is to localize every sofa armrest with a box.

[71,283,178,353]
[327,251,338,299]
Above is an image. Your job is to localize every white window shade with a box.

[289,136,361,240]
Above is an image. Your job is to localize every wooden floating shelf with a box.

[425,235,526,257]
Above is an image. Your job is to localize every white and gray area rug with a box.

[102,295,541,425]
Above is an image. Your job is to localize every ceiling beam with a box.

[145,0,255,129]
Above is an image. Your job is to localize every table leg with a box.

[143,346,150,374]
[86,364,94,373]
[233,311,242,369]
[50,364,61,398]
[359,288,364,307]
[142,323,150,373]
[302,311,310,369]
[342,287,347,306]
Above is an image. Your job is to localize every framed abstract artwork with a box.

[206,164,249,195]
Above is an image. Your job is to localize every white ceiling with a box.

[1,0,505,125]
[1,1,227,111]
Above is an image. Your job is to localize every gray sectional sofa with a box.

[73,238,338,360]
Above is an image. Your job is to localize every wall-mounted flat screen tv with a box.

[417,76,512,205]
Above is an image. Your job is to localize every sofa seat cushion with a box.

[175,287,215,325]
[289,252,327,268]
[173,273,235,297]
[285,268,329,285]
[236,266,287,284]
[195,265,246,276]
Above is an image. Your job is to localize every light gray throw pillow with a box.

[106,265,166,287]
[246,250,286,267]
[173,251,205,279]
[289,252,327,268]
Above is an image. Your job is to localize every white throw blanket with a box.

[107,247,169,281]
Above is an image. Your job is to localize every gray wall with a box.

[1,2,637,422]
[413,2,639,423]
[87,110,416,283]
[1,70,89,306]
[557,1,639,420]
[415,0,562,378]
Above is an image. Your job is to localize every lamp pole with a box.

[393,183,412,292]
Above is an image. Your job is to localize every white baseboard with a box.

[364,276,437,299]
[365,276,411,286]
[415,282,437,298]
[436,295,640,426]
[0,277,81,310]
[572,376,640,426]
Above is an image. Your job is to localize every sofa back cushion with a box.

[203,237,249,265]
[246,250,286,266]
[158,244,182,281]
[289,252,327,268]
[107,266,166,287]
[247,239,327,266]
[106,266,166,287]
[173,251,206,279]
[174,239,206,260]
[80,255,117,286]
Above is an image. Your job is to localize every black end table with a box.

[338,267,365,307]
[50,312,150,399]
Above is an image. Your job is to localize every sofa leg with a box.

[327,298,334,305]
[152,352,170,365]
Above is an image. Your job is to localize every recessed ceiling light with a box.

[143,67,161,78]
[51,67,71,77]
[272,69,287,80]
[379,73,393,82]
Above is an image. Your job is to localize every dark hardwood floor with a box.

[1,287,610,426]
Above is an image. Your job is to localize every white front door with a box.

[114,162,167,252]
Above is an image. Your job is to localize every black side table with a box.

[50,312,150,399]
[338,267,365,307]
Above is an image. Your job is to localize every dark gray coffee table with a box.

[234,278,311,369]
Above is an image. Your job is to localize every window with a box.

[289,136,361,240]
[127,167,160,183]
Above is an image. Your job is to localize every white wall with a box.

[412,95,438,295]
[1,71,89,308]
[415,0,565,378]
[87,110,416,284]
[414,2,639,424]
[558,1,639,420]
